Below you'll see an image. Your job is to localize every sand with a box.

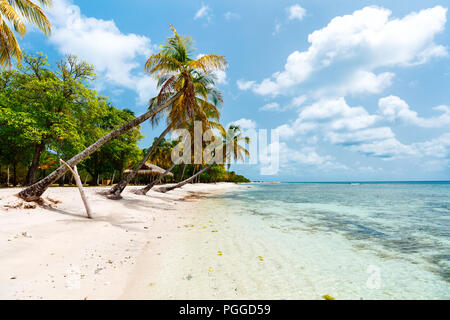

[0,183,238,300]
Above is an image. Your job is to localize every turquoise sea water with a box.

[205,182,450,299]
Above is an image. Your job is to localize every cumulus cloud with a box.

[294,98,378,131]
[287,4,306,21]
[261,141,347,170]
[260,95,307,112]
[240,6,447,96]
[229,118,257,130]
[414,133,450,158]
[350,138,417,159]
[379,96,450,127]
[260,102,281,111]
[47,0,157,106]
[194,4,211,21]
[236,79,256,90]
[326,127,395,145]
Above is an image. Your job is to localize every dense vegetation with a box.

[0,53,250,187]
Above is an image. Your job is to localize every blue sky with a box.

[22,0,450,181]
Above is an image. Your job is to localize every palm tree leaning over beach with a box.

[157,125,250,193]
[18,25,226,202]
[107,27,226,199]
[135,113,225,196]
[0,0,52,68]
[107,73,224,199]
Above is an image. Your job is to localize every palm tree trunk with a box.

[135,161,179,195]
[158,162,215,193]
[107,125,172,199]
[18,93,181,202]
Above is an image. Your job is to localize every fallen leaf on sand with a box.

[258,256,264,261]
[211,230,218,233]
[217,251,223,256]
[208,267,215,272]
[322,294,335,300]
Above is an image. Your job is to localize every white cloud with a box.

[47,0,157,106]
[230,118,257,130]
[296,98,378,131]
[350,138,417,159]
[273,23,281,35]
[414,133,450,158]
[319,70,395,97]
[379,96,450,127]
[236,79,256,90]
[275,98,378,138]
[291,95,307,107]
[241,6,447,96]
[288,4,306,21]
[194,4,211,21]
[261,141,347,170]
[224,12,240,21]
[326,127,395,145]
[260,102,281,111]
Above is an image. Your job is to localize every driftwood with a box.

[59,159,93,219]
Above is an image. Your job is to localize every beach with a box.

[0,183,241,300]
[1,182,448,300]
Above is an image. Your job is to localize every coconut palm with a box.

[18,26,224,201]
[0,0,52,68]
[106,26,226,199]
[135,117,225,195]
[158,125,250,193]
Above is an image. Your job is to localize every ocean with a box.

[199,182,449,299]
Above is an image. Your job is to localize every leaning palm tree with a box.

[106,26,226,199]
[158,125,250,193]
[135,116,225,195]
[0,0,52,68]
[18,26,224,202]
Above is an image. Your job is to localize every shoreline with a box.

[0,183,238,300]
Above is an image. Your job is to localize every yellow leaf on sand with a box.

[217,251,223,256]
[258,256,264,261]
[322,294,335,300]
[209,267,214,272]
[211,230,219,233]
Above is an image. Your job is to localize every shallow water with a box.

[201,182,450,299]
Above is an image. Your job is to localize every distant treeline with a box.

[0,53,249,187]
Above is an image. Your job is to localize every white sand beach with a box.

[0,184,242,300]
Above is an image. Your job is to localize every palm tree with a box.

[106,26,226,199]
[19,25,222,201]
[0,0,52,68]
[158,125,250,193]
[135,116,225,195]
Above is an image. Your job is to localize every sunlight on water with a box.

[203,182,450,299]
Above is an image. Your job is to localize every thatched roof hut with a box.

[124,163,174,177]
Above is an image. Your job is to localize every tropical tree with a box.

[106,25,226,199]
[158,125,250,193]
[19,26,211,201]
[135,114,225,195]
[0,55,145,187]
[0,0,52,68]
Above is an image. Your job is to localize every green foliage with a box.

[0,53,143,186]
